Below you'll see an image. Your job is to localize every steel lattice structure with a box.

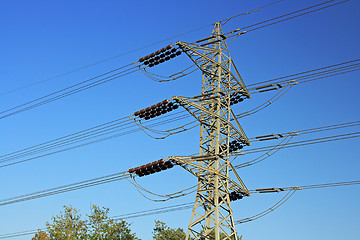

[168,22,252,240]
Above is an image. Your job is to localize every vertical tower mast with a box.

[173,22,251,239]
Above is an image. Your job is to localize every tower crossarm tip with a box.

[171,156,250,197]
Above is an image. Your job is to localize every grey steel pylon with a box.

[170,22,251,240]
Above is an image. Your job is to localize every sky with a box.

[0,0,359,239]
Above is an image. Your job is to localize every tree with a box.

[32,231,49,240]
[152,220,187,240]
[33,205,139,240]
[87,205,138,240]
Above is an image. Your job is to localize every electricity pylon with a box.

[170,22,251,240]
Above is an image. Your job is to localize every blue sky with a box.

[0,0,359,239]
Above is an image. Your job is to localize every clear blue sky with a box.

[0,0,359,239]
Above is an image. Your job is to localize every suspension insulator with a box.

[155,50,161,55]
[166,45,172,50]
[138,172,145,177]
[168,102,174,107]
[144,55,150,60]
[171,48,176,53]
[152,162,161,171]
[146,166,155,173]
[129,168,135,173]
[167,107,173,112]
[155,112,161,116]
[149,63,154,68]
[139,57,144,62]
[149,58,154,63]
[144,116,150,120]
[161,110,167,114]
[233,99,239,104]
[160,165,168,170]
[165,56,170,61]
[154,61,159,65]
[150,53,155,58]
[134,111,140,116]
[144,60,149,65]
[237,194,243,200]
[154,56,160,60]
[170,54,176,58]
[160,53,165,58]
[173,104,179,109]
[160,47,166,52]
[162,100,168,104]
[165,162,174,168]
[176,51,181,56]
[165,51,171,56]
[239,98,244,102]
[159,59,165,63]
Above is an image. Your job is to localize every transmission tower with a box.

[169,22,251,240]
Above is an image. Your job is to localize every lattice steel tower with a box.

[170,22,251,239]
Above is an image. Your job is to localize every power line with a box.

[3,0,324,120]
[236,131,360,156]
[1,180,358,239]
[0,57,357,168]
[248,60,360,90]
[0,1,281,98]
[0,111,191,168]
[0,64,139,120]
[225,0,350,42]
[1,126,358,206]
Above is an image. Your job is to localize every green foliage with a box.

[32,231,49,240]
[86,205,138,240]
[33,205,138,240]
[152,220,187,240]
[46,206,87,240]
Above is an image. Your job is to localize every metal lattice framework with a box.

[169,22,252,240]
